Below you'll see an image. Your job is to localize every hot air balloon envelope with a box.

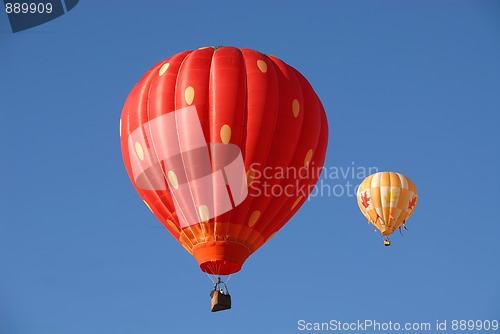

[121,46,328,274]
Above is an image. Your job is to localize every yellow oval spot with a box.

[185,86,195,105]
[291,196,303,210]
[167,171,179,189]
[304,149,313,167]
[135,142,144,161]
[158,62,170,76]
[143,200,152,212]
[198,46,211,50]
[167,219,180,233]
[198,205,209,222]
[246,168,256,186]
[257,59,267,73]
[292,99,300,118]
[248,210,261,227]
[119,118,122,137]
[220,124,231,144]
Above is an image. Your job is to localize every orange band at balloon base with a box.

[381,228,396,236]
[192,241,251,275]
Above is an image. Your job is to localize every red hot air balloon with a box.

[120,46,328,277]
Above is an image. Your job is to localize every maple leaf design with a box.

[360,191,371,208]
[408,196,417,210]
[384,189,398,203]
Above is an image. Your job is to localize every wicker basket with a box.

[210,289,232,312]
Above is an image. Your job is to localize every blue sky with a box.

[1,1,499,333]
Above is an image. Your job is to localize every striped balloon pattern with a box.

[357,172,418,237]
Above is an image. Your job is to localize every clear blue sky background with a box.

[1,1,499,333]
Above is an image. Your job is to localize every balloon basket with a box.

[210,289,231,312]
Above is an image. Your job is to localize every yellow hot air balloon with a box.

[357,172,418,246]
